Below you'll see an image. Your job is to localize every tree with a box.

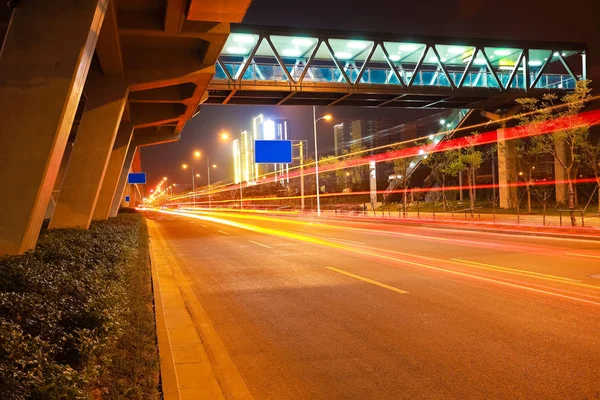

[422,150,452,211]
[444,133,484,210]
[515,80,592,225]
[387,143,422,213]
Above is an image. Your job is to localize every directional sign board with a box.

[254,140,292,164]
[128,172,146,184]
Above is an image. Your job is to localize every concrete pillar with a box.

[92,123,134,220]
[497,128,518,209]
[49,76,128,229]
[0,0,108,255]
[109,145,137,218]
[554,139,569,206]
[44,142,74,220]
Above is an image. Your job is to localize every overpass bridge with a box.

[207,25,586,108]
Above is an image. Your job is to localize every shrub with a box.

[0,213,159,399]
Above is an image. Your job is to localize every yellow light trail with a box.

[158,209,600,306]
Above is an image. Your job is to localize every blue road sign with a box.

[254,140,292,164]
[125,196,130,202]
[128,172,146,184]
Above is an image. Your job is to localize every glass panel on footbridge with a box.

[220,33,260,80]
[270,36,319,82]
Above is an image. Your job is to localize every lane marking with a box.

[326,267,409,294]
[332,237,366,245]
[217,230,230,235]
[566,252,600,259]
[249,240,272,249]
[200,224,208,228]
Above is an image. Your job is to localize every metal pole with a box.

[300,141,305,211]
[192,167,195,207]
[313,106,321,216]
[207,156,211,209]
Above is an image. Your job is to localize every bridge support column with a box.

[50,77,128,229]
[0,0,108,254]
[109,145,137,218]
[92,123,134,221]
[497,128,518,209]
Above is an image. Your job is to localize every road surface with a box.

[146,209,600,399]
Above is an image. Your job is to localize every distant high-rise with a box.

[333,119,401,155]
[233,114,290,183]
[333,123,350,157]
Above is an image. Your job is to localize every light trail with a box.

[157,209,600,306]
[166,177,599,208]
[159,95,600,201]
[171,208,600,262]
[163,108,600,205]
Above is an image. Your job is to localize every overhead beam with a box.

[95,0,123,76]
[164,0,186,34]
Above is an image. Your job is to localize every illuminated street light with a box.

[194,150,201,158]
[196,173,200,178]
[182,163,188,169]
[220,132,229,141]
[313,106,333,216]
[163,177,167,181]
[212,164,217,168]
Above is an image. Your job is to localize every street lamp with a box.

[313,105,332,216]
[220,132,229,141]
[182,163,198,207]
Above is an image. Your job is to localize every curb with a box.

[149,240,181,400]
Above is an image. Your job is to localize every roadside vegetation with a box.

[0,213,159,399]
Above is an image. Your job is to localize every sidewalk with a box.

[148,220,253,400]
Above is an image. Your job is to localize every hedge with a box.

[0,213,159,399]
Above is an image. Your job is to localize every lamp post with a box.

[181,163,196,206]
[312,106,332,216]
[206,157,217,209]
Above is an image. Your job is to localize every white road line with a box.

[217,230,230,235]
[249,240,272,249]
[332,237,365,245]
[566,252,600,259]
[200,224,208,228]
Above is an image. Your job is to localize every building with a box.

[233,114,290,183]
[333,119,400,155]
[333,123,349,157]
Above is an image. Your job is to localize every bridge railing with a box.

[216,62,577,90]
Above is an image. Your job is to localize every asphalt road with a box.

[146,209,600,400]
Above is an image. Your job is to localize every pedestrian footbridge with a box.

[208,25,586,108]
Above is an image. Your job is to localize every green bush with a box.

[0,214,159,399]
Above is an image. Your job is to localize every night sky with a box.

[140,0,600,190]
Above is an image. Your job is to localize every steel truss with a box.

[209,26,586,108]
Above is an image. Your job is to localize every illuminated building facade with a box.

[233,114,290,183]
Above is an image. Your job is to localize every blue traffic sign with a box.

[125,196,130,202]
[254,140,292,164]
[128,172,146,184]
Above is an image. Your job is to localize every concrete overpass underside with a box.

[0,0,252,254]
